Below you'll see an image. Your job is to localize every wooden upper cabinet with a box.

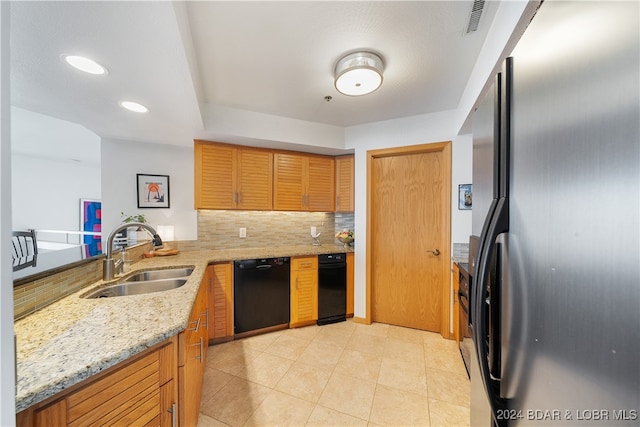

[335,155,354,212]
[274,152,335,212]
[237,149,274,210]
[194,140,273,210]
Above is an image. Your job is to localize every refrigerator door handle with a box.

[473,197,509,426]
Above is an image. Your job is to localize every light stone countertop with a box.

[14,244,352,412]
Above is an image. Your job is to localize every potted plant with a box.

[120,212,147,244]
[120,212,147,225]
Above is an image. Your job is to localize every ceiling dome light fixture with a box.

[334,51,384,96]
[62,55,107,75]
[120,101,149,113]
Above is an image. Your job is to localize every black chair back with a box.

[12,229,38,271]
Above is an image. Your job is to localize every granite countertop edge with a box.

[15,244,353,412]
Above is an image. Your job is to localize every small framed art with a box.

[137,174,170,208]
[458,184,472,210]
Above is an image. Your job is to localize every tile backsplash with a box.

[195,210,354,250]
[452,242,469,264]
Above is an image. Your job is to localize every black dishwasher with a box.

[317,253,347,325]
[234,258,290,336]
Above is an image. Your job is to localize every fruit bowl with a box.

[336,230,354,247]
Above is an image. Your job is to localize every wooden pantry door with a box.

[368,142,451,334]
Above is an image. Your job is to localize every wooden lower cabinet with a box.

[17,278,211,427]
[17,337,178,427]
[178,279,209,427]
[207,262,234,343]
[290,256,318,328]
[346,252,354,316]
[453,262,461,345]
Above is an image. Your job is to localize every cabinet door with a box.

[208,262,234,342]
[34,401,66,427]
[179,281,208,427]
[275,152,335,211]
[65,351,163,426]
[307,156,335,211]
[335,155,354,212]
[290,257,318,327]
[237,149,273,210]
[273,153,305,210]
[160,379,176,427]
[195,141,236,209]
[17,340,176,427]
[453,263,460,345]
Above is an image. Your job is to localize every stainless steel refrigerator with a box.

[470,1,639,426]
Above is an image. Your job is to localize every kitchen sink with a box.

[84,266,195,299]
[85,279,188,298]
[124,267,194,282]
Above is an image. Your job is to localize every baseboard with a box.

[351,316,370,325]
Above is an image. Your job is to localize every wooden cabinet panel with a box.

[34,400,65,427]
[195,142,236,209]
[290,256,318,327]
[179,280,208,427]
[160,380,176,427]
[346,252,354,316]
[307,156,335,211]
[195,141,273,210]
[237,149,273,210]
[273,153,305,210]
[67,353,160,426]
[18,339,176,427]
[335,155,354,212]
[453,262,460,345]
[274,152,335,211]
[208,262,234,342]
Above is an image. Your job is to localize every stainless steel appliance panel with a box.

[505,0,640,421]
[471,1,639,426]
[472,80,496,238]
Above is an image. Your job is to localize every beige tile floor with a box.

[198,320,470,427]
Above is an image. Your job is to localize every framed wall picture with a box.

[80,198,102,256]
[137,174,170,208]
[458,184,472,210]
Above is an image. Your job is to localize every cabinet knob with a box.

[427,249,441,256]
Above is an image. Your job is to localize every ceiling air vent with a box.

[466,0,485,33]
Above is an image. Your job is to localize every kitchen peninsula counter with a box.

[14,244,353,412]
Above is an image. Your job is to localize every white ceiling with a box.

[10,1,499,153]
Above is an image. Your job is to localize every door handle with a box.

[427,249,440,256]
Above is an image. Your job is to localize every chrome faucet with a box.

[103,222,163,281]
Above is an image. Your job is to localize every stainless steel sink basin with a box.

[84,266,195,298]
[124,267,194,282]
[85,278,188,298]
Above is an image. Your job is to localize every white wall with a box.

[451,133,473,245]
[101,137,197,242]
[11,107,101,233]
[12,154,101,231]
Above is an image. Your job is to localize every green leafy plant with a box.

[120,212,147,224]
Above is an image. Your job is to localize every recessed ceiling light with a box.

[62,55,107,75]
[120,101,149,113]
